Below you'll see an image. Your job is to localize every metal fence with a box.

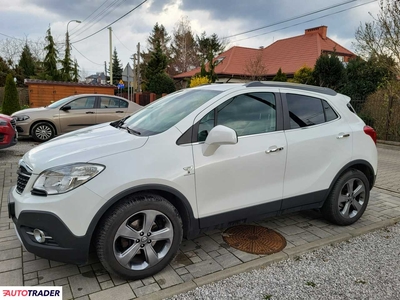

[351,95,400,142]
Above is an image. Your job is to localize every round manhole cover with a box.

[222,225,286,255]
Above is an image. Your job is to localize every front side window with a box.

[123,89,221,136]
[68,97,96,110]
[287,94,337,129]
[198,92,277,141]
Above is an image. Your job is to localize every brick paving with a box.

[0,143,399,299]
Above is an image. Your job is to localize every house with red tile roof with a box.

[174,26,356,83]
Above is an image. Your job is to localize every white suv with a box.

[8,82,377,279]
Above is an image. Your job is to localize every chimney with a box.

[305,26,327,39]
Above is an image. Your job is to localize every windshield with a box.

[47,96,76,108]
[123,89,221,136]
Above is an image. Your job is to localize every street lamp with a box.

[67,19,81,34]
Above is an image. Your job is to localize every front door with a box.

[192,92,287,228]
[59,96,96,133]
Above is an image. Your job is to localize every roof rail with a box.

[245,81,337,96]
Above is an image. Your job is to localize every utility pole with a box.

[104,61,107,77]
[108,27,113,85]
[132,54,137,92]
[137,42,141,92]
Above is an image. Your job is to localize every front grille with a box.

[0,133,4,142]
[10,118,16,130]
[16,164,32,194]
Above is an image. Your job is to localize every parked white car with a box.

[8,82,377,279]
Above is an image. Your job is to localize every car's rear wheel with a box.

[322,169,370,225]
[96,194,183,279]
[31,122,55,142]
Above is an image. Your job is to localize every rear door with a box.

[281,91,353,210]
[59,96,96,133]
[96,96,130,124]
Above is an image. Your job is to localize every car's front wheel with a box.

[96,194,183,279]
[322,169,370,225]
[31,122,55,142]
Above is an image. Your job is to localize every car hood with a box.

[0,113,12,121]
[23,124,148,173]
[12,107,50,116]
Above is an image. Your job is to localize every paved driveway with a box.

[0,141,399,300]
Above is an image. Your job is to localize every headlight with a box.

[32,163,105,195]
[13,115,30,121]
[0,120,7,126]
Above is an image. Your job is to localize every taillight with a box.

[364,126,377,144]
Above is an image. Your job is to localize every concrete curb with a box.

[137,216,400,300]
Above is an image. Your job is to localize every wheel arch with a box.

[328,160,376,197]
[87,184,199,245]
[30,119,58,136]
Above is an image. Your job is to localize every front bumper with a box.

[8,189,91,265]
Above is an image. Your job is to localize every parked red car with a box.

[0,113,17,149]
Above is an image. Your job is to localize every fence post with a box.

[385,95,394,141]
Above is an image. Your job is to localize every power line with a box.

[69,0,110,35]
[72,44,103,66]
[113,31,133,52]
[0,32,24,41]
[71,0,122,38]
[225,0,359,39]
[232,0,377,43]
[71,0,147,44]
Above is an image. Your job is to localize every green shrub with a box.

[147,73,176,95]
[2,74,20,115]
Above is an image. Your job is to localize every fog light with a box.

[33,229,46,243]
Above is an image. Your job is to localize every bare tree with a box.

[244,49,267,81]
[354,0,400,75]
[170,16,199,76]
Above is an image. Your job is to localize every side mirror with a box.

[202,125,238,156]
[61,105,71,111]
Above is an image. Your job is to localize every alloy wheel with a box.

[338,178,366,219]
[113,209,174,270]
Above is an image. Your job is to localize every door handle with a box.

[115,111,123,113]
[265,146,284,154]
[86,111,94,114]
[337,133,350,139]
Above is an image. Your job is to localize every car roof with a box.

[70,94,127,99]
[193,81,337,96]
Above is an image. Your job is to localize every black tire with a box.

[96,193,183,279]
[322,169,370,226]
[31,122,55,142]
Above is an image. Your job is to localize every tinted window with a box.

[323,100,338,122]
[68,97,95,110]
[287,94,325,128]
[124,89,221,136]
[198,92,276,141]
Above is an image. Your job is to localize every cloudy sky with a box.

[0,0,379,77]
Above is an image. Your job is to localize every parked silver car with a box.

[12,94,141,142]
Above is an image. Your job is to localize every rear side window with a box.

[286,94,338,129]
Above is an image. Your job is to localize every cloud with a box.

[0,0,381,75]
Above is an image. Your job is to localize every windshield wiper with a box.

[126,126,141,135]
